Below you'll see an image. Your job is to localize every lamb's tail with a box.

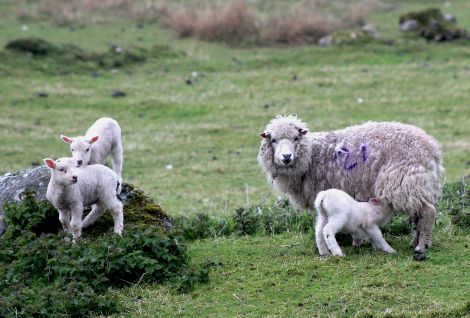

[116,180,122,195]
[314,191,327,214]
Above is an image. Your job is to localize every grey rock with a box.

[0,166,172,235]
[443,13,457,23]
[318,35,333,47]
[400,19,419,32]
[0,166,50,234]
[362,23,380,38]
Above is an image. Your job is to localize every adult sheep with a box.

[257,115,444,255]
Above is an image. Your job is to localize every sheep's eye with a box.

[86,148,90,152]
[294,137,299,142]
[271,139,277,144]
[71,149,74,152]
[59,168,65,172]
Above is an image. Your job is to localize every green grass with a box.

[1,0,470,317]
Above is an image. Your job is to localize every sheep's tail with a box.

[314,191,327,214]
[116,180,122,195]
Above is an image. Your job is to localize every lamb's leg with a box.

[323,219,345,256]
[70,206,84,242]
[365,225,396,254]
[109,200,124,235]
[58,209,71,233]
[111,142,123,182]
[315,214,331,256]
[415,203,436,254]
[82,204,106,228]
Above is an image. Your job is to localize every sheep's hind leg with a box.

[82,204,106,228]
[109,200,124,235]
[415,203,436,254]
[315,214,331,256]
[323,219,345,256]
[111,142,123,183]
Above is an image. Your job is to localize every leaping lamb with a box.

[61,117,123,183]
[258,115,444,256]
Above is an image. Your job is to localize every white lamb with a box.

[60,117,123,183]
[314,189,396,256]
[44,157,123,241]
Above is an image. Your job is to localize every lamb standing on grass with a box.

[61,117,123,183]
[258,115,444,256]
[315,189,396,256]
[44,157,123,241]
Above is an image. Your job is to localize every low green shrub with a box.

[0,194,210,318]
[440,178,470,230]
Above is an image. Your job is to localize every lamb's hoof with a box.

[413,252,426,261]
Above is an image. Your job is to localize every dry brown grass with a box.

[159,0,257,44]
[17,0,381,45]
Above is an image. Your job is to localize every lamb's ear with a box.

[89,135,99,144]
[298,128,308,135]
[369,197,382,205]
[60,134,73,144]
[260,132,270,139]
[44,158,56,169]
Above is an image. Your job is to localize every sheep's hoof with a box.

[413,252,426,261]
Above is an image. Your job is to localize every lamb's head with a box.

[44,157,78,185]
[258,115,311,177]
[60,134,99,167]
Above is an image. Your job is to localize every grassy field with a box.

[0,0,469,317]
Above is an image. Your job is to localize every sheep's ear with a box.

[298,128,308,135]
[89,135,99,144]
[60,134,73,144]
[369,197,381,205]
[44,158,56,169]
[260,132,270,139]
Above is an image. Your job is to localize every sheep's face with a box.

[60,134,99,167]
[44,157,78,185]
[261,127,308,168]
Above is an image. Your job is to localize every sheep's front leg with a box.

[111,143,123,182]
[322,219,345,256]
[70,206,84,242]
[365,225,396,254]
[315,214,331,256]
[58,209,71,233]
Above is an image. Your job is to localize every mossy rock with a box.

[399,8,468,42]
[0,165,171,237]
[5,37,58,55]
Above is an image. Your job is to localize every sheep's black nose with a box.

[72,176,78,182]
[282,154,292,160]
[77,160,83,166]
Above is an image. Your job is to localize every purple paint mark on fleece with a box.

[361,144,368,162]
[343,150,358,171]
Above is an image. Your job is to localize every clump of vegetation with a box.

[0,193,210,318]
[2,37,182,74]
[440,178,470,230]
[159,0,381,46]
[399,8,468,41]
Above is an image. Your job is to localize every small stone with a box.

[292,75,298,81]
[318,35,333,46]
[443,13,457,23]
[362,23,380,38]
[21,25,28,31]
[185,79,193,85]
[112,90,126,98]
[165,164,173,170]
[400,19,419,32]
[37,92,48,98]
